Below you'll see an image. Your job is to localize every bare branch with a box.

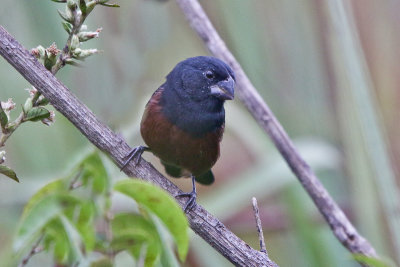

[175,0,377,259]
[0,26,278,267]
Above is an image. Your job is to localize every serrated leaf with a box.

[114,180,189,261]
[0,165,19,182]
[111,213,161,266]
[15,194,81,251]
[352,254,395,267]
[24,107,50,122]
[0,103,8,128]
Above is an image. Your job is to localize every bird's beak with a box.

[210,76,235,100]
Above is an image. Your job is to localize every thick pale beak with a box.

[210,76,235,100]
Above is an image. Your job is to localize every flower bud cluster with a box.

[31,43,61,71]
[22,87,54,126]
[55,0,117,62]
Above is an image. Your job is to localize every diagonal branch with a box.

[175,0,377,259]
[0,26,278,267]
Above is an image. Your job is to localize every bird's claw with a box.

[176,190,197,212]
[176,175,197,212]
[120,146,149,171]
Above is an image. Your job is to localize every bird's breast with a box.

[140,88,224,176]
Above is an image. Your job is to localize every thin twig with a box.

[0,112,24,147]
[252,197,267,254]
[18,165,87,266]
[52,1,90,73]
[0,26,278,267]
[104,191,114,260]
[175,0,377,260]
[18,234,44,267]
[68,167,83,190]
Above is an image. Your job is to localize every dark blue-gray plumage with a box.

[122,56,235,211]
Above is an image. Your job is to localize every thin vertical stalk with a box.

[325,0,400,262]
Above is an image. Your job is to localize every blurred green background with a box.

[1,0,400,266]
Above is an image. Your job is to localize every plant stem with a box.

[0,1,98,148]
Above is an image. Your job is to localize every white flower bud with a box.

[2,99,16,111]
[77,28,102,42]
[70,35,80,50]
[0,150,6,164]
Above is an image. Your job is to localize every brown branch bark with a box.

[175,0,377,259]
[0,26,278,267]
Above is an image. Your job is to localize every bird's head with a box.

[166,56,235,103]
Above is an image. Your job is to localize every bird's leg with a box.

[120,146,150,171]
[176,175,197,212]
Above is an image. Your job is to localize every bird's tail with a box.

[162,161,215,185]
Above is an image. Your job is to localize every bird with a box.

[121,56,235,211]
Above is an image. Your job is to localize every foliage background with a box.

[1,0,400,266]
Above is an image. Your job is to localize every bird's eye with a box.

[205,71,215,79]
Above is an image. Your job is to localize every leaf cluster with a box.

[15,152,189,266]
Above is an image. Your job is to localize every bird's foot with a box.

[176,175,197,212]
[120,146,149,171]
[176,189,197,212]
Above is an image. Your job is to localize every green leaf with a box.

[24,107,50,122]
[114,180,189,261]
[79,152,108,194]
[58,215,84,264]
[65,58,82,67]
[61,21,72,34]
[90,257,113,267]
[98,0,120,8]
[57,9,72,23]
[75,201,96,251]
[154,216,180,267]
[0,165,19,182]
[44,219,70,263]
[352,254,395,267]
[0,103,8,128]
[42,216,84,265]
[99,3,120,7]
[43,217,70,264]
[44,54,57,71]
[15,193,81,251]
[36,97,50,106]
[79,0,87,15]
[111,213,161,266]
[21,179,66,219]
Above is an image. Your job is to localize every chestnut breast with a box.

[140,88,224,176]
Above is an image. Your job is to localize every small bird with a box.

[122,56,235,211]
